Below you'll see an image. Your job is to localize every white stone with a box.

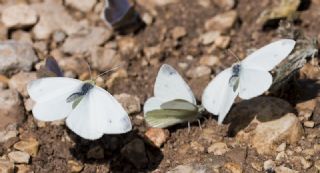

[66,0,97,12]
[0,40,38,75]
[1,4,38,28]
[32,1,85,39]
[8,151,30,164]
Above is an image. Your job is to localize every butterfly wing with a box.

[27,77,82,121]
[45,56,64,77]
[144,99,198,128]
[241,39,296,71]
[238,68,272,99]
[202,68,238,124]
[143,97,163,114]
[161,99,198,111]
[66,86,131,140]
[154,64,196,104]
[37,57,64,78]
[145,109,198,128]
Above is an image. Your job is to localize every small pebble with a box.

[186,66,211,78]
[171,26,187,40]
[303,121,315,128]
[199,55,220,66]
[8,151,30,164]
[13,138,39,156]
[0,159,14,173]
[68,160,84,173]
[145,128,169,148]
[215,35,231,48]
[263,159,275,171]
[200,31,221,45]
[207,142,229,155]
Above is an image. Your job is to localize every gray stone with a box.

[0,89,25,131]
[32,1,85,39]
[8,72,37,97]
[0,40,38,75]
[62,27,112,54]
[0,124,18,143]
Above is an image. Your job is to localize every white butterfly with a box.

[202,39,296,124]
[27,77,132,140]
[143,64,201,128]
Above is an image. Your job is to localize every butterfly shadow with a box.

[287,79,320,104]
[224,96,296,137]
[68,129,163,172]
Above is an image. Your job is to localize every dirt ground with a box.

[1,0,320,172]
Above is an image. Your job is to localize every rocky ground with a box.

[0,0,320,172]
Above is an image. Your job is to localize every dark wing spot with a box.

[162,65,177,76]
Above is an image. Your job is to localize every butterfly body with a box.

[66,81,94,103]
[229,63,241,91]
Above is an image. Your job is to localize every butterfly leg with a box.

[197,119,202,130]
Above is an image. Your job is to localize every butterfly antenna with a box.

[227,49,241,63]
[84,61,93,81]
[95,64,124,80]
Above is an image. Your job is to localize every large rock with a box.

[62,27,112,54]
[8,72,37,97]
[226,96,295,136]
[0,40,38,75]
[0,89,25,131]
[32,1,85,39]
[1,4,38,28]
[121,139,148,168]
[236,113,304,155]
[66,0,97,12]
